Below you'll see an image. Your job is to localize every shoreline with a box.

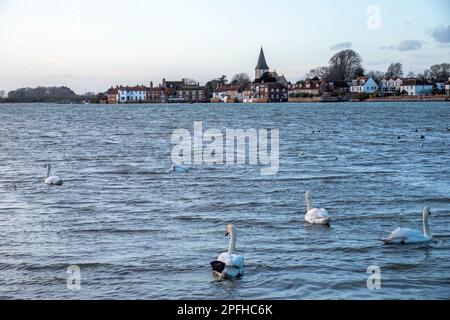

[1,96,450,105]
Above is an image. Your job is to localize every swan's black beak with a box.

[225,231,229,237]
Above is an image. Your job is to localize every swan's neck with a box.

[45,166,50,179]
[228,230,237,255]
[306,193,312,212]
[423,214,431,237]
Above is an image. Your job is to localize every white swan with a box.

[305,191,331,225]
[210,224,245,279]
[43,162,63,186]
[383,207,433,244]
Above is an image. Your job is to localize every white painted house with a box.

[399,79,433,96]
[380,78,404,93]
[118,86,147,103]
[445,77,450,95]
[380,78,395,93]
[350,77,379,94]
[212,85,244,102]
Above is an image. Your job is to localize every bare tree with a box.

[0,90,6,99]
[231,73,250,85]
[6,86,78,102]
[306,66,329,80]
[416,73,426,81]
[368,71,385,82]
[385,63,404,79]
[217,75,228,85]
[327,49,364,82]
[406,71,416,78]
[424,63,450,82]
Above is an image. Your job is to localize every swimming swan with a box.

[43,163,63,186]
[305,191,331,225]
[383,207,433,244]
[210,224,245,279]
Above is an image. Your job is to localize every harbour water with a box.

[0,102,449,299]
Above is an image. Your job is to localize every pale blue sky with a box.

[0,0,449,93]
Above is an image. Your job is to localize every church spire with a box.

[255,47,269,70]
[255,47,270,79]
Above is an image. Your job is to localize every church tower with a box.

[255,47,270,80]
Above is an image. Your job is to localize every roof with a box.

[182,85,206,90]
[256,82,286,89]
[119,85,148,91]
[106,88,118,94]
[255,47,269,70]
[215,85,242,92]
[277,74,288,84]
[291,80,321,90]
[401,79,432,86]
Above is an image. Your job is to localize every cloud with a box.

[380,40,422,51]
[330,41,352,51]
[430,25,450,43]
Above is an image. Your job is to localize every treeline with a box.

[2,86,83,103]
[306,49,449,83]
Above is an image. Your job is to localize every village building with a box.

[176,85,208,103]
[399,79,433,96]
[289,80,322,97]
[248,82,288,103]
[212,85,244,103]
[118,86,147,103]
[350,77,379,94]
[106,87,119,104]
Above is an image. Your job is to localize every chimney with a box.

[150,81,153,88]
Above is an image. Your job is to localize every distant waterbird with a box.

[43,162,63,186]
[305,191,331,225]
[382,207,433,245]
[210,224,245,279]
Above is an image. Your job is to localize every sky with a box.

[0,0,449,94]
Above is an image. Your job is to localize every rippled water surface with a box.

[0,102,449,300]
